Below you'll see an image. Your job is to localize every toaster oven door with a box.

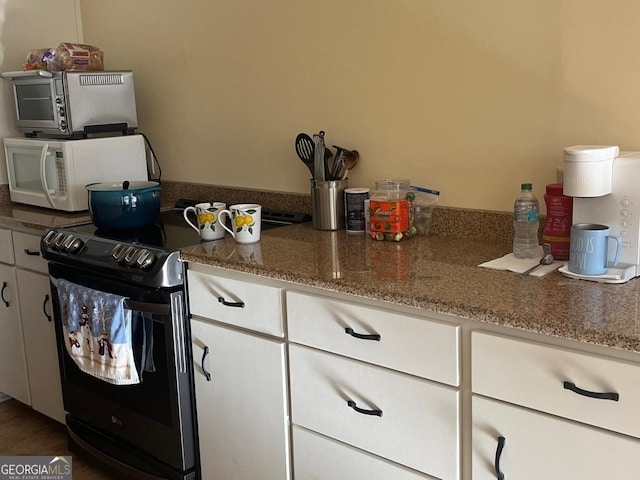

[11,77,63,134]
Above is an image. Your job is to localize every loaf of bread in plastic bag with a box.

[24,48,55,70]
[50,42,104,71]
[24,43,104,71]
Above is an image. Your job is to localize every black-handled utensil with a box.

[313,131,326,181]
[295,133,315,177]
[296,132,333,179]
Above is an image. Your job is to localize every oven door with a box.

[48,262,197,479]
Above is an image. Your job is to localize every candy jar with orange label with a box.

[368,179,417,241]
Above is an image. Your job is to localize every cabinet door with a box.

[0,264,30,404]
[472,395,640,480]
[289,344,460,480]
[293,426,437,480]
[17,269,64,423]
[191,318,290,480]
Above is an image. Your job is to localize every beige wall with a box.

[79,0,640,212]
[0,0,82,184]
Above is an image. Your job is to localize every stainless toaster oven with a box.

[1,69,138,138]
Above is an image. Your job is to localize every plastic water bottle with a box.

[513,183,540,259]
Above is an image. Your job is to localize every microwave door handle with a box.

[39,143,56,208]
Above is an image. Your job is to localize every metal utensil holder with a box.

[311,179,348,230]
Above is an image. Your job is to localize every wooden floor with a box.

[0,398,119,479]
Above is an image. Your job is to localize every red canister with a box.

[543,183,573,260]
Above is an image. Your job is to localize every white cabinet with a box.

[472,331,640,438]
[13,231,64,423]
[188,262,283,337]
[0,228,30,405]
[16,269,64,423]
[471,331,640,479]
[287,292,461,480]
[187,265,290,480]
[290,344,460,480]
[287,291,460,386]
[472,395,640,480]
[0,228,15,264]
[293,426,437,480]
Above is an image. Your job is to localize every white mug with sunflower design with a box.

[183,202,227,241]
[219,203,262,244]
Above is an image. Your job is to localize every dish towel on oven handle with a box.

[53,278,140,385]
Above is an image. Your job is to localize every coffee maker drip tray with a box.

[558,264,637,284]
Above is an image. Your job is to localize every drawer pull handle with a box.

[23,248,41,256]
[494,436,506,480]
[217,296,245,308]
[347,400,382,417]
[1,282,9,307]
[563,381,619,401]
[201,345,212,382]
[345,327,380,341]
[43,294,52,322]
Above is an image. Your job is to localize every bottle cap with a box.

[521,183,533,190]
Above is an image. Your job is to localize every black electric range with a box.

[41,203,310,288]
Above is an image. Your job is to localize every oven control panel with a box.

[41,227,186,288]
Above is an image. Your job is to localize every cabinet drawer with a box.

[0,228,14,264]
[187,265,283,336]
[293,426,436,480]
[473,395,640,480]
[472,331,640,438]
[289,344,460,480]
[287,291,460,386]
[13,231,47,274]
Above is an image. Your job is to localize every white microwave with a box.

[4,135,148,212]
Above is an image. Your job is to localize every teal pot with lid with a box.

[86,180,161,230]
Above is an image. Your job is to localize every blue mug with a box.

[568,224,622,276]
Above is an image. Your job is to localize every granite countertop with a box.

[181,223,640,355]
[0,203,91,231]
[2,182,638,355]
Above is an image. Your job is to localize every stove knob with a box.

[112,244,126,262]
[115,245,133,264]
[66,237,84,254]
[43,230,58,246]
[124,248,141,266]
[48,232,63,249]
[54,233,71,251]
[136,250,156,270]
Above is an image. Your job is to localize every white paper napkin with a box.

[479,247,563,277]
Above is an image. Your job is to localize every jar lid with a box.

[374,179,411,190]
[546,183,564,195]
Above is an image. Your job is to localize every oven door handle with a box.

[123,299,171,316]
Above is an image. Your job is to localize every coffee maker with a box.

[559,145,640,283]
